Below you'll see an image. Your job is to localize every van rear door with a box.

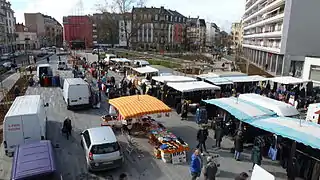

[22,115,41,143]
[68,84,90,105]
[4,116,23,150]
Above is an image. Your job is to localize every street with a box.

[0,53,287,180]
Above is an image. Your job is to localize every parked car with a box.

[2,62,12,69]
[80,126,124,171]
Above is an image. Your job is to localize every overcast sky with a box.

[12,0,245,32]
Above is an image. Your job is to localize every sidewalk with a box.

[0,73,20,102]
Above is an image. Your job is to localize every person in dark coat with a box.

[181,101,188,120]
[251,140,262,169]
[214,122,223,148]
[234,131,244,161]
[203,156,218,180]
[62,117,72,140]
[197,126,209,153]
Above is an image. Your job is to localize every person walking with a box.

[190,149,202,180]
[214,122,223,148]
[197,126,209,153]
[46,56,50,63]
[203,156,218,180]
[234,131,244,161]
[251,140,262,170]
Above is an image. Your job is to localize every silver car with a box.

[80,127,124,171]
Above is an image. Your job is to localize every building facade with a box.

[92,13,119,47]
[63,15,93,49]
[24,13,63,47]
[205,22,220,50]
[15,24,39,50]
[231,21,243,51]
[242,0,320,77]
[3,0,15,53]
[186,17,206,52]
[131,6,186,51]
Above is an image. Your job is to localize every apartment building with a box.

[63,15,93,49]
[186,17,206,52]
[25,13,63,47]
[3,0,15,53]
[15,23,39,50]
[242,0,320,77]
[206,22,220,49]
[131,6,186,51]
[231,21,243,51]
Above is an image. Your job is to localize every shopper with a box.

[203,156,218,180]
[234,131,243,161]
[190,149,202,180]
[251,140,262,170]
[214,122,223,148]
[197,126,209,153]
[234,172,249,180]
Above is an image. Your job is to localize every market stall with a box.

[196,71,247,80]
[152,75,197,83]
[105,95,189,164]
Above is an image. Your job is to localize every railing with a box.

[244,0,279,20]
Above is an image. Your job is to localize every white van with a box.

[3,95,47,156]
[104,54,116,65]
[63,78,91,109]
[37,64,53,78]
[80,126,123,171]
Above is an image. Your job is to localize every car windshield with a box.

[90,142,120,154]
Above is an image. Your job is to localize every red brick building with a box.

[63,16,93,49]
[173,24,184,44]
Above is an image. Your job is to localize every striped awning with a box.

[108,95,171,119]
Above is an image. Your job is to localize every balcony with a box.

[243,29,282,38]
[243,0,284,23]
[244,12,284,30]
[243,41,281,54]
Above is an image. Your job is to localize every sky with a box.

[11,0,245,32]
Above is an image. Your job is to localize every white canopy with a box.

[132,66,159,74]
[267,76,310,85]
[111,58,131,63]
[224,75,267,83]
[197,71,247,79]
[239,93,299,117]
[167,81,220,92]
[152,75,196,83]
[133,59,149,66]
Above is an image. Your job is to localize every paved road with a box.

[0,53,287,180]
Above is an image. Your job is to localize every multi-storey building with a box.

[15,23,39,50]
[63,15,93,49]
[118,13,131,48]
[231,21,243,51]
[3,0,15,53]
[0,2,5,53]
[24,13,63,47]
[242,0,320,77]
[186,17,206,52]
[206,22,220,50]
[131,6,186,51]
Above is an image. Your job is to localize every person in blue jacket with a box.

[190,149,202,180]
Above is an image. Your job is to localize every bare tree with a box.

[97,0,147,49]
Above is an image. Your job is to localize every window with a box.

[133,14,136,20]
[170,16,172,21]
[178,17,181,22]
[90,142,120,154]
[155,14,158,21]
[82,130,91,148]
[144,14,147,20]
[276,55,283,75]
[148,14,151,20]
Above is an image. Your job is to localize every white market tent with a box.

[133,59,150,66]
[205,77,233,85]
[167,81,220,92]
[224,75,267,83]
[132,66,159,74]
[111,58,131,63]
[267,76,311,85]
[152,75,197,83]
[239,93,300,117]
[197,71,247,80]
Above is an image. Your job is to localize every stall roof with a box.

[133,59,150,65]
[267,76,310,85]
[197,71,247,79]
[132,66,159,74]
[111,58,131,63]
[224,75,267,83]
[108,95,171,119]
[203,97,276,121]
[152,75,196,83]
[167,81,220,92]
[205,77,233,85]
[249,117,320,150]
[239,93,299,117]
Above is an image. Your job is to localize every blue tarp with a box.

[203,97,276,121]
[247,117,320,150]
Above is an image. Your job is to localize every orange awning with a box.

[108,95,171,119]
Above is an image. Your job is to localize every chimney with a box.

[160,6,164,9]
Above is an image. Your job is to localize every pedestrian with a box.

[203,156,218,180]
[119,173,127,180]
[46,56,50,63]
[181,100,189,120]
[29,66,32,74]
[234,131,244,161]
[234,172,249,180]
[33,56,37,64]
[197,126,209,153]
[251,139,262,170]
[190,149,202,180]
[214,122,223,148]
[13,85,20,98]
